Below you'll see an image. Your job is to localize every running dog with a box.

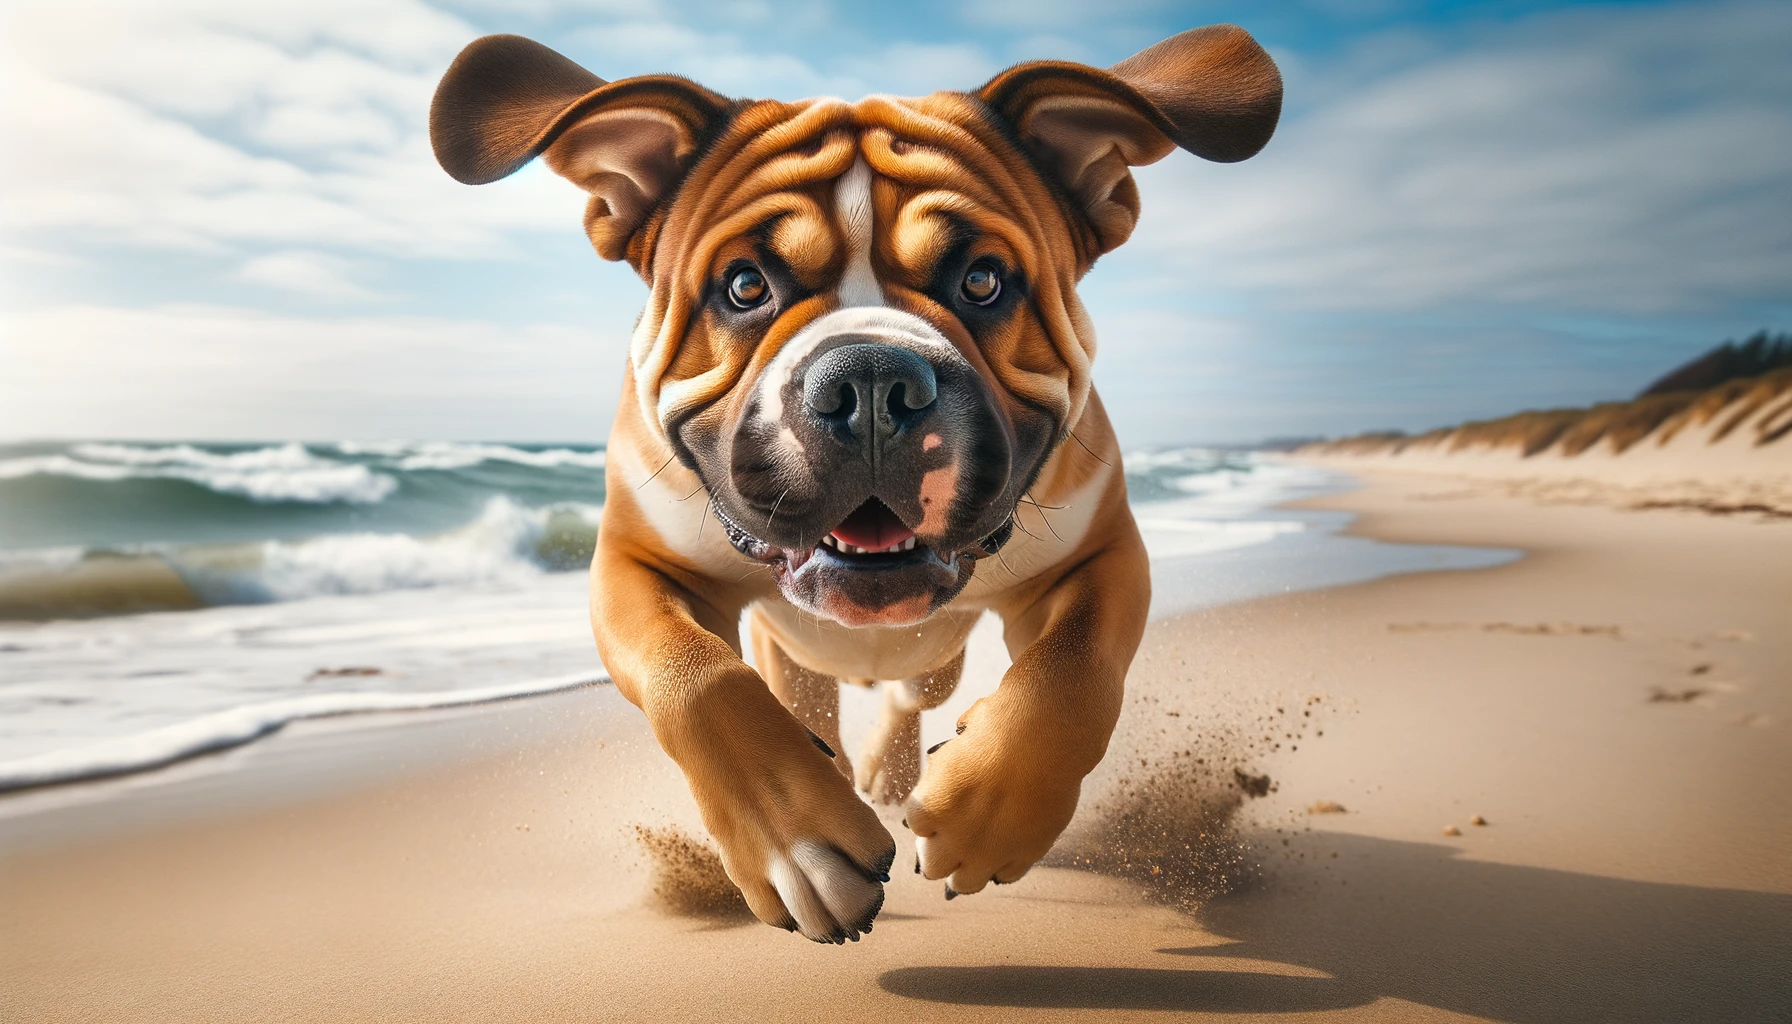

[431,25,1280,942]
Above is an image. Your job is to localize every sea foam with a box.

[0,443,397,504]
[173,496,598,604]
[0,672,608,792]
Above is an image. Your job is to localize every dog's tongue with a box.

[830,499,915,551]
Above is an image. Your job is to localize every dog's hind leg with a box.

[856,649,965,805]
[752,615,852,782]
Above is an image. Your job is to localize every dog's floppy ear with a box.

[431,34,732,263]
[978,24,1281,253]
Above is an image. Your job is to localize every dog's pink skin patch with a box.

[822,592,933,628]
[922,433,943,451]
[917,463,959,537]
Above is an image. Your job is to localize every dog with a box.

[430,25,1280,943]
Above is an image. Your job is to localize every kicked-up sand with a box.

[3,471,1789,1022]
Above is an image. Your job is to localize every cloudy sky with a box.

[2,0,1788,445]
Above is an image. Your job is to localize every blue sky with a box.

[2,0,1788,445]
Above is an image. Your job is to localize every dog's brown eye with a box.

[727,266,768,308]
[961,263,1000,305]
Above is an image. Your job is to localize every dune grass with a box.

[1309,366,1792,458]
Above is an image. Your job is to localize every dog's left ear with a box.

[979,24,1281,253]
[431,34,733,265]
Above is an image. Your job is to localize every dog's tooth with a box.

[903,538,916,551]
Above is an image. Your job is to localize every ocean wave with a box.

[332,440,606,472]
[0,497,602,620]
[0,672,609,792]
[180,496,586,604]
[0,443,397,504]
[1135,517,1306,560]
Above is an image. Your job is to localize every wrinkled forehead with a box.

[648,92,1081,287]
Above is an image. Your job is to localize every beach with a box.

[4,469,1789,1022]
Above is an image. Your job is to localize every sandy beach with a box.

[4,470,1789,1023]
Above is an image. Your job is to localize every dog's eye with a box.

[961,263,1001,306]
[726,266,769,309]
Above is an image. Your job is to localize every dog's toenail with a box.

[926,739,950,755]
[914,855,921,874]
[944,885,958,901]
[807,730,836,757]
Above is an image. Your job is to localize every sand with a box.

[4,471,1790,1022]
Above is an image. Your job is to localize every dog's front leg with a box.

[590,547,895,942]
[905,529,1150,895]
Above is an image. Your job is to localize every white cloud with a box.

[0,0,585,259]
[0,304,628,440]
[1121,0,1792,315]
[236,250,385,301]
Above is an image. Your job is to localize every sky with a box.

[1,0,1788,446]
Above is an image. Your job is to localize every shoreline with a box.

[0,461,1511,808]
[4,470,1789,1021]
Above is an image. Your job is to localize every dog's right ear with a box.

[431,34,733,265]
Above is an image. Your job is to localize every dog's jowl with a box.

[431,26,1281,943]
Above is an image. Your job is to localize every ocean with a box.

[0,441,1515,792]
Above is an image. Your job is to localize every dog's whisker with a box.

[1066,428,1113,467]
[994,546,1020,579]
[766,488,789,532]
[637,453,676,490]
[1022,493,1065,541]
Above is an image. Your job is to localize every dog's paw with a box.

[665,672,896,941]
[688,722,895,940]
[854,714,920,806]
[716,790,895,943]
[765,840,889,943]
[903,698,1083,895]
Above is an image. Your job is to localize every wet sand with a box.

[4,471,1789,1022]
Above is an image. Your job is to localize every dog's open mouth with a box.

[817,500,917,557]
[783,499,945,573]
[712,496,1011,625]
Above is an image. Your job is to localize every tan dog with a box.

[430,26,1280,943]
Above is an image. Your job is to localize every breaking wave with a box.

[0,497,601,620]
[0,443,397,504]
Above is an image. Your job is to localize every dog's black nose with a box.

[803,343,937,439]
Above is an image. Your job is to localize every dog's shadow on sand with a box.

[879,834,1792,1019]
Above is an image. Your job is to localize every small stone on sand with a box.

[1470,815,1487,826]
[1442,825,1462,837]
[1307,800,1348,814]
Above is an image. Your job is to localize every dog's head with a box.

[432,28,1279,627]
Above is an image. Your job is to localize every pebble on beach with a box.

[1470,815,1488,826]
[1442,825,1462,836]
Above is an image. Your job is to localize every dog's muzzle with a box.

[704,308,1022,626]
